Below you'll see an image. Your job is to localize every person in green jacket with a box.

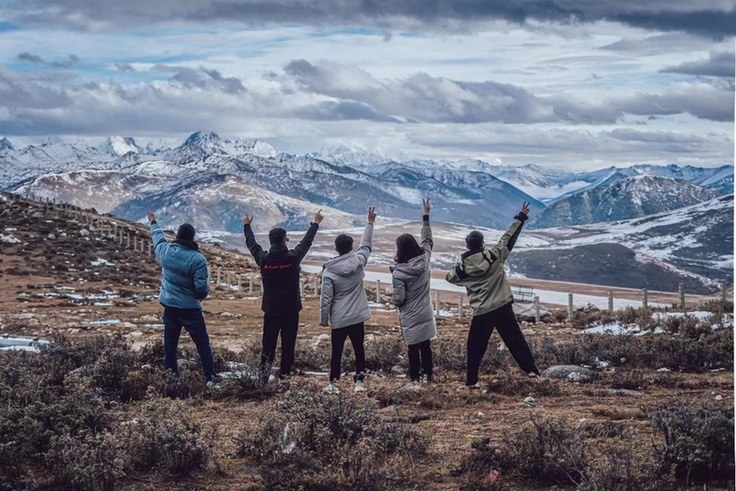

[446,201,540,388]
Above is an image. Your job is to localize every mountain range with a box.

[0,132,732,234]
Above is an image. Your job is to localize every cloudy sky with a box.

[0,1,734,170]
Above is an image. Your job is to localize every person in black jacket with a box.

[243,210,324,382]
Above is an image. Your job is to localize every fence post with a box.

[237,274,242,291]
[300,277,305,298]
[534,295,540,323]
[126,233,131,249]
[207,265,212,283]
[568,293,574,320]
[249,273,254,294]
[608,290,614,311]
[227,271,232,288]
[148,241,152,256]
[376,280,382,303]
[458,294,464,319]
[642,289,648,309]
[435,290,440,317]
[313,275,319,297]
[678,282,685,309]
[722,283,728,302]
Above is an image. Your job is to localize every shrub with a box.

[236,385,428,489]
[364,335,404,373]
[50,431,126,491]
[119,398,211,476]
[651,400,735,486]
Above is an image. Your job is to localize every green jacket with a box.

[446,216,525,316]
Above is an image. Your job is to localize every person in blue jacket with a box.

[147,211,216,385]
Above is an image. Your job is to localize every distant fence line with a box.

[2,191,731,322]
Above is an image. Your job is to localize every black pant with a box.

[330,322,366,382]
[162,307,215,381]
[466,302,538,385]
[261,313,299,379]
[408,339,433,382]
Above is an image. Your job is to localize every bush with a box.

[651,400,735,486]
[50,431,126,491]
[119,398,211,476]
[236,385,428,489]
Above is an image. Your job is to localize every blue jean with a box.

[163,306,216,381]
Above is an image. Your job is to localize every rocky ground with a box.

[1,194,733,490]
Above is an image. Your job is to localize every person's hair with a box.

[269,227,287,245]
[394,233,424,263]
[335,234,353,255]
[465,230,484,251]
[176,223,195,241]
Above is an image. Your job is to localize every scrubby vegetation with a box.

[0,298,732,490]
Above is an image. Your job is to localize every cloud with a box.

[16,52,81,67]
[151,64,247,94]
[661,51,735,77]
[284,60,734,124]
[115,63,135,72]
[5,1,735,37]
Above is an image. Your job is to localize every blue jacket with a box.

[151,222,209,309]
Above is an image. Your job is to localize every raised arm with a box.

[356,207,376,267]
[420,198,433,255]
[293,209,323,263]
[446,262,471,285]
[147,211,167,260]
[242,215,266,267]
[319,273,334,326]
[491,202,529,262]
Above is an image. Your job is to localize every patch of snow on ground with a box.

[0,234,21,244]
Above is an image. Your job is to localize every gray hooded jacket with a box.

[390,217,437,346]
[319,224,374,329]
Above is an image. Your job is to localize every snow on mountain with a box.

[529,175,720,228]
[0,137,14,152]
[513,194,733,293]
[105,136,141,156]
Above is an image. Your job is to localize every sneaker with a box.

[401,380,423,391]
[422,373,434,384]
[206,380,220,390]
[353,380,366,393]
[323,382,340,394]
[457,382,481,391]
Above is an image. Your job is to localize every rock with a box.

[541,365,596,382]
[523,396,538,407]
[656,368,671,372]
[606,389,644,397]
[47,233,56,240]
[311,333,330,348]
[715,395,723,401]
[138,314,158,322]
[80,229,90,237]
[130,331,143,337]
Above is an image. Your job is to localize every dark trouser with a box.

[466,302,539,385]
[261,313,299,380]
[330,322,366,382]
[408,339,433,382]
[162,306,215,381]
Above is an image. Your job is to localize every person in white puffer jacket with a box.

[320,207,377,392]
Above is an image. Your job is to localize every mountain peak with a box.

[106,136,140,156]
[183,131,221,148]
[0,137,13,151]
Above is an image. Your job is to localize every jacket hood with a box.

[323,252,363,277]
[461,250,495,277]
[390,253,427,278]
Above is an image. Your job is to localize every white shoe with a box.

[323,382,340,394]
[457,382,481,391]
[206,380,220,390]
[354,380,366,392]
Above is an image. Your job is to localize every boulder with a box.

[541,365,596,382]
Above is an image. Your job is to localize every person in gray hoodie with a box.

[390,199,436,387]
[319,207,377,392]
[446,201,540,388]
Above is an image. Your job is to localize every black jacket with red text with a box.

[244,223,319,316]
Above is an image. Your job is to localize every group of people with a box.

[147,199,540,391]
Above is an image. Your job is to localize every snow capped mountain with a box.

[170,131,278,160]
[529,175,720,228]
[0,137,14,152]
[106,136,141,156]
[514,194,733,293]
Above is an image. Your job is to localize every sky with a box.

[0,0,734,170]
